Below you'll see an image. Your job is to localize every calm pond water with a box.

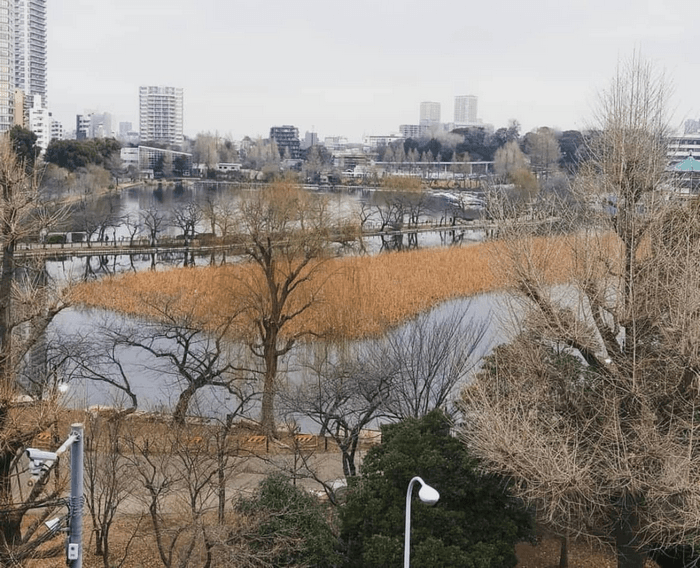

[42,182,495,429]
[48,182,486,281]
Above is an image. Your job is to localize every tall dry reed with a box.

[72,237,582,341]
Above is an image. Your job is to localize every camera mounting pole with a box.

[25,423,84,568]
[67,423,84,568]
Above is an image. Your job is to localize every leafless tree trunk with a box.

[233,180,334,437]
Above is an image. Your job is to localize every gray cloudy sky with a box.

[48,0,697,142]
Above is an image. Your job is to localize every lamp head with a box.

[416,478,440,506]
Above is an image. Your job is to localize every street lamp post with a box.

[404,476,439,568]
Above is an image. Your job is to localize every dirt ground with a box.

[31,525,662,568]
[515,537,660,568]
[26,413,663,567]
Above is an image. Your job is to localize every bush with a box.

[235,473,342,567]
[340,410,533,568]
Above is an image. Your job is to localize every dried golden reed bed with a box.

[72,237,577,341]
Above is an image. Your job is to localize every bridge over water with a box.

[15,220,492,260]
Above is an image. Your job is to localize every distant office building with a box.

[120,145,192,178]
[118,121,139,145]
[322,136,348,151]
[400,124,422,139]
[364,134,403,148]
[454,95,478,125]
[139,86,184,146]
[76,114,90,140]
[668,134,700,162]
[419,101,441,126]
[685,119,700,135]
[15,0,47,110]
[302,131,318,150]
[88,111,113,138]
[270,125,301,159]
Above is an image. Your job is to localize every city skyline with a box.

[47,0,699,142]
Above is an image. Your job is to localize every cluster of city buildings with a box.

[0,0,57,149]
[363,96,482,148]
[0,0,489,177]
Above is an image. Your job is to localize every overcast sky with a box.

[47,0,698,142]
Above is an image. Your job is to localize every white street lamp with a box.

[404,476,439,568]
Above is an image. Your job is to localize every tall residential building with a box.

[76,113,90,140]
[139,86,184,146]
[454,95,478,125]
[270,125,301,159]
[28,94,47,149]
[15,0,46,109]
[419,101,441,126]
[0,0,13,132]
[400,124,422,139]
[50,116,63,141]
[302,131,318,149]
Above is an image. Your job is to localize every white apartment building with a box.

[363,134,403,148]
[668,134,700,162]
[139,86,184,146]
[50,117,63,141]
[14,0,46,110]
[419,101,441,126]
[454,95,478,125]
[27,94,47,149]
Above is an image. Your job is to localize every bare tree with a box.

[493,139,527,181]
[381,303,488,421]
[61,293,257,425]
[282,341,394,479]
[171,201,203,244]
[84,410,142,568]
[0,134,69,563]
[125,426,219,568]
[523,126,562,180]
[121,212,142,246]
[142,207,166,246]
[461,54,698,568]
[72,194,120,246]
[232,180,334,437]
[200,194,238,240]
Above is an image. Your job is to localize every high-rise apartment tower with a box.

[419,101,441,126]
[15,0,47,110]
[0,0,13,132]
[454,95,478,125]
[139,86,184,146]
[270,125,302,159]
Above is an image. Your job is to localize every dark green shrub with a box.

[340,410,533,568]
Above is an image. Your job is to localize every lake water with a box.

[48,182,486,281]
[42,181,495,430]
[51,292,515,432]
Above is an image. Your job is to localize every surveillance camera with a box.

[25,448,58,484]
[26,449,58,462]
